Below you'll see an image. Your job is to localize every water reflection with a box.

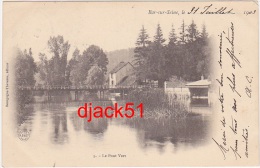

[124,115,210,152]
[51,107,68,144]
[15,103,211,153]
[83,118,108,135]
[16,105,35,137]
[69,113,84,132]
[70,112,108,138]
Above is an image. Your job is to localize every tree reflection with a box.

[70,113,84,132]
[50,106,69,144]
[83,118,108,135]
[124,114,210,152]
[16,105,35,139]
[69,112,108,138]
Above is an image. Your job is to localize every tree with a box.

[134,26,151,84]
[154,24,166,45]
[69,45,108,86]
[69,62,87,86]
[174,20,205,81]
[201,23,208,40]
[38,53,50,85]
[84,64,105,85]
[169,24,178,45]
[196,26,211,78]
[187,20,199,42]
[135,25,150,48]
[83,45,108,73]
[67,48,81,86]
[47,35,70,85]
[148,24,168,87]
[179,20,187,44]
[15,48,37,87]
[132,22,212,83]
[166,24,179,77]
[15,48,37,106]
[183,22,211,81]
[183,42,199,80]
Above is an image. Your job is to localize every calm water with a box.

[15,102,212,159]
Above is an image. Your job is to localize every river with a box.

[14,101,212,166]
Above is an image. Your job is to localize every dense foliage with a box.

[37,36,108,87]
[134,20,212,88]
[14,20,213,105]
[66,46,108,87]
[15,48,38,106]
[15,36,108,105]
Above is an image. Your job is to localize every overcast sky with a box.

[4,2,215,61]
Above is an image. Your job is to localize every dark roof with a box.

[110,61,134,74]
[117,73,136,86]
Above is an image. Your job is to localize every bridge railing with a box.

[17,85,144,90]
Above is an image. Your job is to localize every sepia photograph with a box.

[2,1,259,167]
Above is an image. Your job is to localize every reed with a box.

[126,88,189,119]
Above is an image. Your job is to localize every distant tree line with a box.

[37,36,108,87]
[14,35,108,104]
[15,35,108,88]
[134,20,212,88]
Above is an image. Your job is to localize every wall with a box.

[109,73,117,88]
[115,63,133,86]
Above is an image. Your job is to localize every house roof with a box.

[185,79,211,88]
[117,73,136,86]
[110,61,134,74]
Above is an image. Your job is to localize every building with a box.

[185,78,211,106]
[109,61,135,88]
[164,77,190,101]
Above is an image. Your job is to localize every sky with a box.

[4,2,216,61]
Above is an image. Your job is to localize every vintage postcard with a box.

[2,1,259,167]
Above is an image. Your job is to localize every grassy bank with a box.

[125,88,189,119]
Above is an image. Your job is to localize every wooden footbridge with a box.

[18,85,141,101]
[18,85,140,91]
